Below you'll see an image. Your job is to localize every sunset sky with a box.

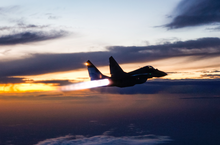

[1,0,220,92]
[1,1,220,145]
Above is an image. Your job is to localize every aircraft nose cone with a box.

[161,71,167,77]
[155,70,167,77]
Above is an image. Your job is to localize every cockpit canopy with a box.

[147,66,155,69]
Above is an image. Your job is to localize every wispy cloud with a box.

[0,76,72,86]
[0,30,68,45]
[0,24,49,31]
[0,6,70,45]
[45,13,61,20]
[165,0,220,29]
[34,79,73,86]
[35,134,171,145]
[201,74,220,79]
[0,5,20,15]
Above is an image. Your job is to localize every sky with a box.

[1,0,220,92]
[1,1,220,144]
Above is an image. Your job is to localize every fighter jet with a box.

[86,56,167,88]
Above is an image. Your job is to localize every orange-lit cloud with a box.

[0,83,57,93]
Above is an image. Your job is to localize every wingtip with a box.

[85,60,94,66]
[85,60,91,66]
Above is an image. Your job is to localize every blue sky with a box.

[1,0,219,55]
[1,0,215,56]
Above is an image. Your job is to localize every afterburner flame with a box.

[60,79,110,91]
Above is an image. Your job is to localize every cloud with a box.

[201,74,220,79]
[45,13,61,20]
[199,69,220,78]
[35,134,171,145]
[165,0,220,29]
[0,24,49,31]
[0,6,69,45]
[107,37,220,59]
[200,70,220,73]
[0,77,25,84]
[1,37,220,77]
[0,21,69,45]
[0,5,20,15]
[34,80,73,86]
[0,76,73,87]
[206,26,220,31]
[91,79,220,95]
[0,30,68,45]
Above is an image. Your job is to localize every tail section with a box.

[109,56,126,78]
[86,60,108,80]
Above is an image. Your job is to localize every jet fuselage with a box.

[86,56,167,88]
[108,66,167,87]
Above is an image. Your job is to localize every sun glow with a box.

[0,83,57,93]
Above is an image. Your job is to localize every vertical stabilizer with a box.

[86,60,108,80]
[109,56,126,78]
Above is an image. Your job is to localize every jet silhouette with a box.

[86,56,167,87]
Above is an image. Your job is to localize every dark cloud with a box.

[167,72,189,74]
[212,70,220,73]
[34,80,73,86]
[200,70,220,73]
[0,30,68,45]
[0,24,49,31]
[0,52,107,76]
[0,77,25,84]
[165,0,220,29]
[0,76,73,86]
[91,79,220,95]
[108,37,220,59]
[200,69,220,78]
[0,7,69,45]
[201,74,220,79]
[180,96,220,99]
[1,37,220,77]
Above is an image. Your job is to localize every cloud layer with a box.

[165,0,220,29]
[36,134,171,145]
[92,79,220,95]
[1,37,220,77]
